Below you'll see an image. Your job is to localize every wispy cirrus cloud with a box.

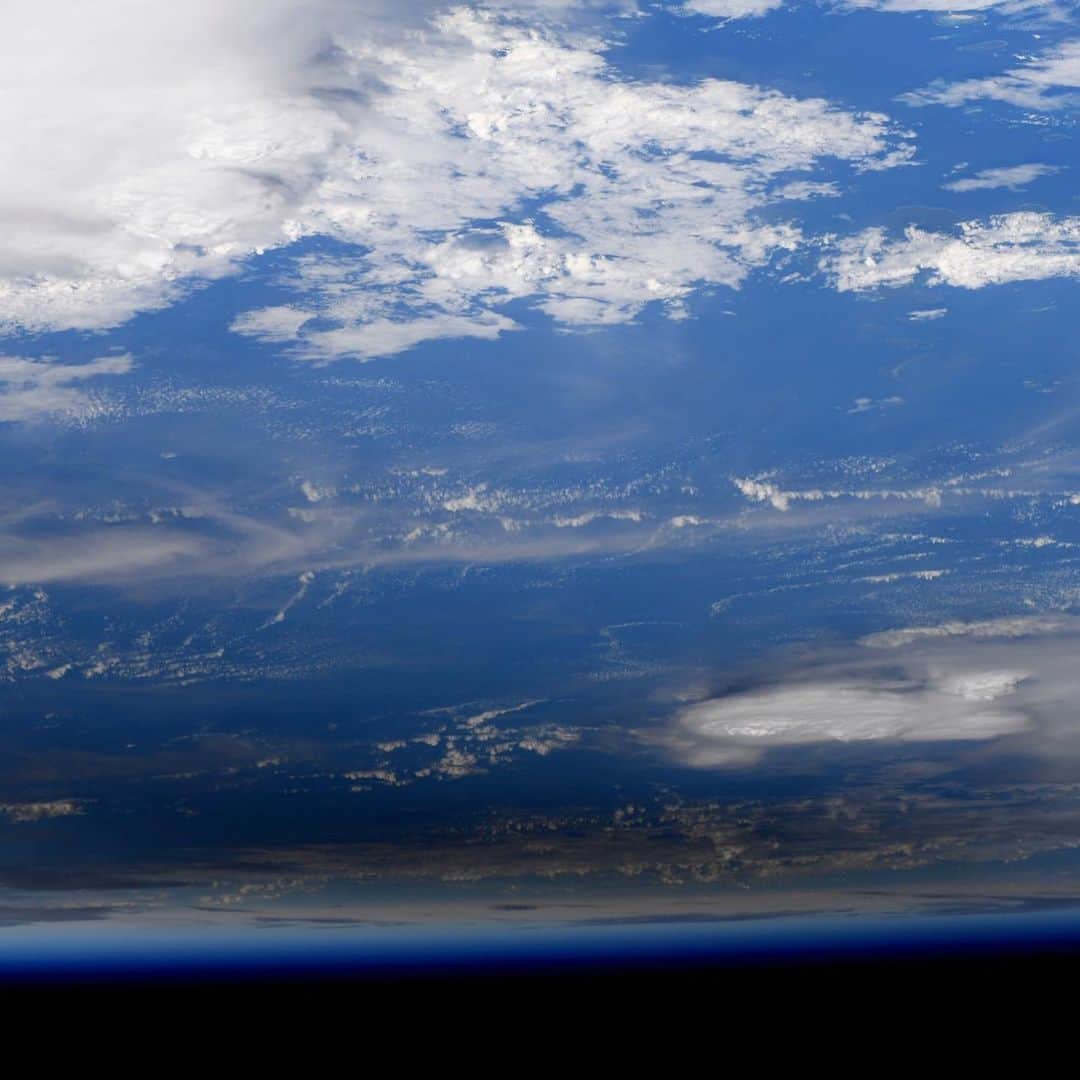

[943,163,1061,192]
[903,38,1080,109]
[0,353,134,423]
[681,0,1075,20]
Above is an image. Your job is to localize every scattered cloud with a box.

[822,212,1080,291]
[681,0,1073,19]
[847,395,904,414]
[904,38,1080,110]
[0,3,911,358]
[732,474,945,511]
[859,614,1072,648]
[0,353,134,423]
[943,163,1061,192]
[234,9,913,360]
[0,799,86,823]
[681,0,784,18]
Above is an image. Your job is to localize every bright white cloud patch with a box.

[0,0,370,334]
[943,163,1061,192]
[234,8,915,360]
[0,2,910,359]
[683,0,1071,19]
[0,353,134,422]
[681,0,784,18]
[673,677,1031,766]
[822,213,1080,291]
[667,619,1080,767]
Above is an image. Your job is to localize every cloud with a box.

[667,616,1080,767]
[847,395,904,414]
[821,212,1080,291]
[0,353,134,423]
[0,528,208,587]
[904,38,1080,109]
[732,474,945,511]
[681,0,1072,19]
[0,799,85,823]
[943,163,1061,192]
[0,3,910,359]
[230,7,913,359]
[849,0,1069,11]
[859,615,1071,648]
[681,0,784,18]
[673,678,1031,766]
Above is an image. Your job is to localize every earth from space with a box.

[4,0,1080,980]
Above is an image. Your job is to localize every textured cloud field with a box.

[5,0,1080,934]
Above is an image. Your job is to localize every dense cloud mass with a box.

[668,618,1080,767]
[0,1,911,358]
[4,2,1079,363]
[822,214,1080,291]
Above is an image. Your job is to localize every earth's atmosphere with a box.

[4,0,1080,973]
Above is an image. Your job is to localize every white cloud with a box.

[732,475,944,511]
[943,163,1061,192]
[0,529,207,586]
[235,8,912,359]
[907,307,947,320]
[667,617,1080,767]
[847,395,904,413]
[0,799,85,823]
[822,212,1080,291]
[673,677,1031,766]
[682,0,1071,19]
[860,615,1071,648]
[0,353,134,422]
[0,3,910,359]
[851,0,1066,11]
[904,38,1080,109]
[681,0,784,18]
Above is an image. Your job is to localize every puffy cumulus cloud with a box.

[732,474,944,511]
[0,353,134,423]
[943,163,1061,192]
[232,7,913,360]
[0,2,910,357]
[904,38,1080,110]
[821,213,1080,292]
